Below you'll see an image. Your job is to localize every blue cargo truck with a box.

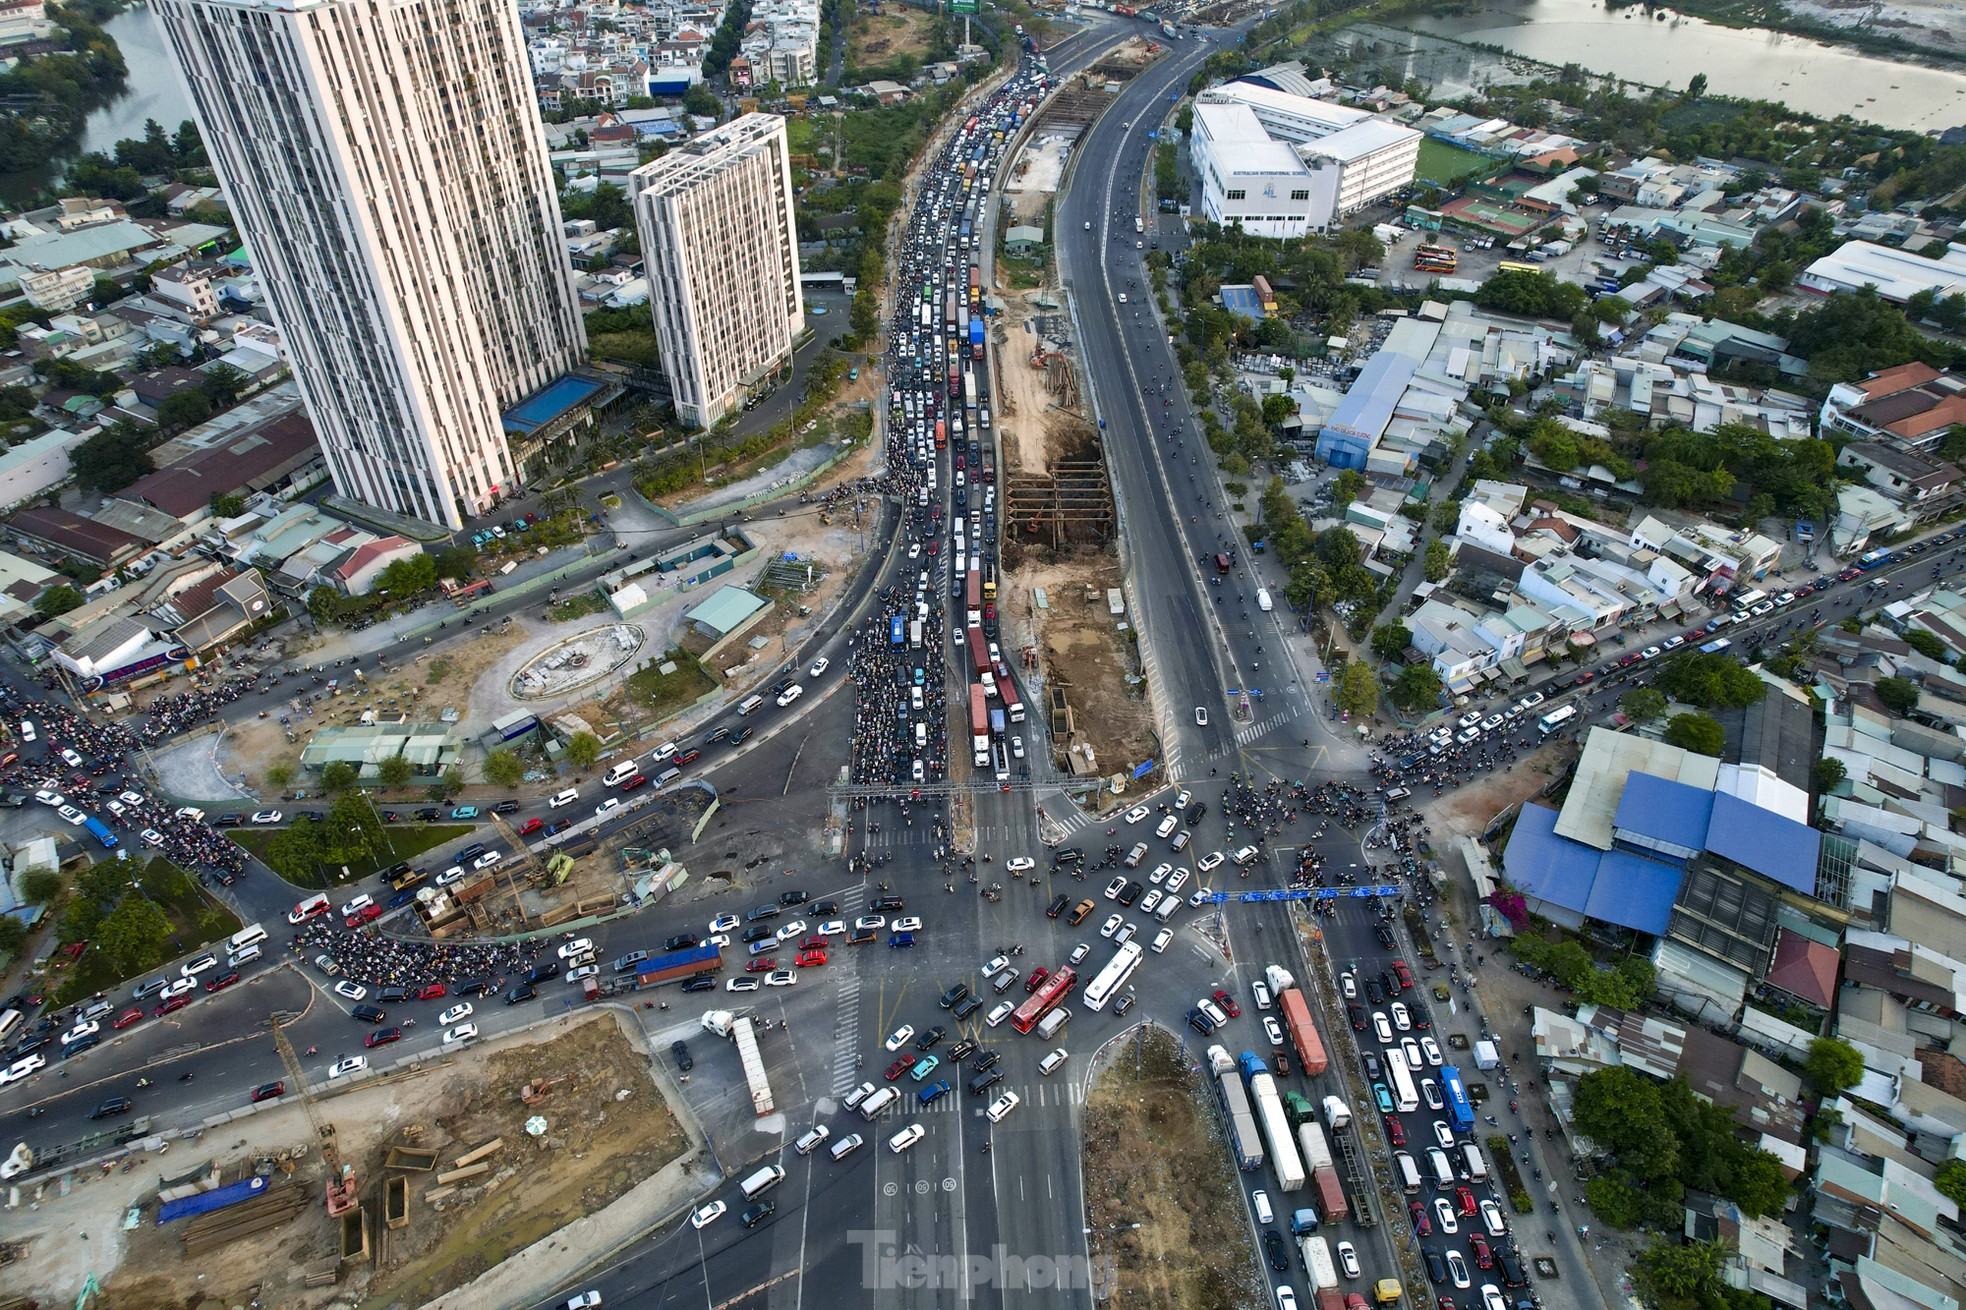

[82,816,118,848]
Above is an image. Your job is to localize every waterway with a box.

[1397,0,1966,133]
[0,3,191,206]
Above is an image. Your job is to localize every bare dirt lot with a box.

[1081,1024,1261,1308]
[848,5,936,66]
[18,1012,689,1310]
[988,290,1090,480]
[1004,552,1155,785]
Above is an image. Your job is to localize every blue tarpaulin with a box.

[158,1174,269,1225]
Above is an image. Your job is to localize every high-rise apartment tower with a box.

[153,0,587,530]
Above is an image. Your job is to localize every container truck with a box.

[1313,1165,1349,1224]
[701,1009,773,1115]
[1473,1039,1500,1071]
[946,291,961,329]
[1003,682,1025,724]
[1297,1121,1333,1173]
[1206,1046,1264,1170]
[969,316,985,359]
[1292,1207,1320,1236]
[967,627,990,675]
[1303,1235,1339,1304]
[1278,988,1330,1075]
[963,371,978,407]
[1321,1095,1352,1132]
[1239,1051,1306,1192]
[970,684,990,767]
[631,943,723,987]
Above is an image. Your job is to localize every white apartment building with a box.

[631,114,804,428]
[153,0,587,531]
[1189,81,1419,236]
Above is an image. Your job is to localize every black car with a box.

[351,1004,387,1023]
[813,899,839,916]
[670,1039,693,1072]
[746,903,782,922]
[664,933,697,951]
[214,813,242,827]
[970,1048,1000,1072]
[91,1095,133,1120]
[1375,924,1397,948]
[1348,1004,1366,1030]
[62,1034,100,1058]
[778,889,810,906]
[967,1068,1005,1095]
[947,1038,977,1061]
[1362,1052,1383,1080]
[454,978,492,997]
[1185,802,1208,825]
[952,995,983,1020]
[377,986,411,1003]
[680,974,717,994]
[1364,979,1386,1005]
[490,800,521,814]
[740,1200,775,1228]
[1045,894,1069,918]
[870,895,906,912]
[1116,881,1142,907]
[457,843,487,862]
[1112,991,1136,1017]
[1409,1001,1432,1031]
[526,962,561,985]
[1263,1229,1291,1273]
[705,725,732,745]
[1425,1250,1448,1284]
[415,807,442,821]
[939,982,970,1009]
[383,861,413,881]
[1051,846,1085,868]
[741,925,774,943]
[914,1026,945,1050]
[505,983,538,1004]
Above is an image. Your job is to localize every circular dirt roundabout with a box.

[511,624,647,700]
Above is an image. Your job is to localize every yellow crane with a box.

[271,1015,358,1215]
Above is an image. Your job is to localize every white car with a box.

[472,850,503,870]
[1151,928,1173,953]
[701,934,729,951]
[438,1002,474,1025]
[1340,972,1357,999]
[764,969,796,987]
[105,800,127,819]
[161,977,195,998]
[1420,1036,1443,1066]
[1372,1011,1393,1043]
[594,797,621,818]
[1197,851,1225,872]
[1148,863,1171,884]
[1155,815,1179,839]
[61,1019,100,1045]
[1100,913,1123,938]
[1069,941,1092,964]
[140,828,166,847]
[1165,868,1189,893]
[816,919,846,936]
[892,916,923,932]
[180,953,218,978]
[333,981,369,1001]
[986,1001,1015,1027]
[120,790,145,806]
[1434,1197,1460,1235]
[1446,1251,1471,1288]
[32,789,61,806]
[854,915,887,931]
[557,937,594,960]
[250,810,282,824]
[1140,889,1164,915]
[708,913,740,933]
[774,919,808,942]
[17,720,34,742]
[1263,1016,1285,1046]
[1481,1287,1507,1310]
[329,1056,368,1078]
[1123,804,1151,825]
[0,1053,46,1084]
[57,805,86,825]
[443,1023,479,1045]
[1403,1037,1424,1069]
[566,965,600,984]
[1006,857,1035,873]
[1390,1001,1411,1030]
[808,657,830,678]
[435,866,466,887]
[1336,1241,1360,1279]
[888,1123,926,1154]
[59,747,83,768]
[1433,1119,1456,1150]
[549,788,579,807]
[1195,707,1208,726]
[885,1024,916,1051]
[1479,1199,1507,1237]
[1117,292,1129,303]
[564,1294,602,1310]
[1010,736,1024,759]
[340,894,374,918]
[982,953,1011,977]
[726,976,760,992]
[691,1200,727,1230]
[1103,876,1127,900]
[1518,691,1545,709]
[174,806,204,821]
[775,684,804,707]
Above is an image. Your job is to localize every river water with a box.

[1400,0,1966,133]
[0,3,191,206]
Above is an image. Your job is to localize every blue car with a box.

[918,1080,951,1105]
[451,805,480,819]
[887,932,915,949]
[1372,1082,1393,1113]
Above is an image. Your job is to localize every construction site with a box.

[6,1011,692,1309]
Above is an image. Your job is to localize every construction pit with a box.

[8,1011,693,1310]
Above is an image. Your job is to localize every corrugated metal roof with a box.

[1584,850,1685,936]
[1705,792,1821,893]
[1613,771,1713,859]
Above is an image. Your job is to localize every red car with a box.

[1409,1199,1432,1236]
[795,949,827,968]
[883,1054,917,1080]
[155,995,191,1016]
[744,958,776,973]
[1390,960,1413,990]
[926,539,940,556]
[517,817,544,836]
[1023,966,1049,994]
[1570,672,1595,687]
[415,983,448,1001]
[364,1026,402,1048]
[346,904,383,928]
[205,970,241,993]
[800,936,828,950]
[1212,988,1241,1018]
[250,1081,286,1103]
[112,1007,144,1030]
[1470,1235,1493,1269]
[1456,1186,1479,1216]
[1385,1118,1406,1147]
[620,774,648,792]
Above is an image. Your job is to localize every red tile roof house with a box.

[331,535,420,596]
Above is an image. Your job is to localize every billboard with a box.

[950,0,979,12]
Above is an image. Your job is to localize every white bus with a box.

[1082,942,1144,1012]
[1536,705,1578,737]
[1385,1046,1420,1114]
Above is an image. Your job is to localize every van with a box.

[228,943,263,968]
[735,694,765,717]
[1153,897,1179,924]
[229,923,268,954]
[1427,1147,1455,1189]
[288,893,331,925]
[652,767,682,788]
[604,760,640,787]
[0,1008,22,1046]
[1036,1007,1070,1039]
[1395,1151,1422,1193]
[739,1164,787,1199]
[1461,1143,1487,1181]
[1253,1190,1274,1225]
[858,1086,900,1119]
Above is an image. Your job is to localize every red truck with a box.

[1279,988,1330,1076]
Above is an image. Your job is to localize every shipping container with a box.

[1312,1167,1349,1224]
[1278,989,1329,1075]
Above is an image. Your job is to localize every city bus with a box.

[1441,1066,1474,1132]
[1385,1046,1420,1113]
[1857,548,1896,571]
[888,616,905,649]
[1011,965,1077,1033]
[1082,942,1143,1012]
[1496,260,1541,275]
[1535,705,1577,737]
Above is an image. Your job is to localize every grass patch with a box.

[546,591,610,623]
[226,822,476,889]
[49,858,242,1004]
[1415,136,1493,185]
[426,657,453,685]
[622,647,719,722]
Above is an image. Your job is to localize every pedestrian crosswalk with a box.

[829,881,867,1096]
[894,1078,1083,1116]
[1234,708,1303,746]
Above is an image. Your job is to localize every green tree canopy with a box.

[1936,1159,1966,1206]
[1875,676,1920,716]
[1812,756,1847,793]
[483,749,526,789]
[1474,268,1589,320]
[376,756,415,789]
[565,731,602,770]
[68,420,155,493]
[319,760,358,793]
[1620,687,1668,723]
[1423,539,1453,583]
[1663,712,1725,756]
[1656,652,1768,709]
[1803,1037,1866,1096]
[1337,661,1379,718]
[1370,624,1413,663]
[95,895,171,975]
[1390,663,1443,714]
[34,585,84,618]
